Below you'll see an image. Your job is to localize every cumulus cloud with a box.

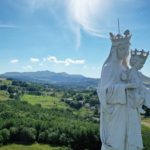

[30,57,40,63]
[10,59,19,64]
[22,65,33,71]
[47,56,85,66]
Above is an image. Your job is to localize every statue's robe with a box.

[97,64,143,150]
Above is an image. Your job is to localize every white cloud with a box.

[22,65,33,71]
[47,56,85,66]
[10,59,19,64]
[68,0,109,37]
[47,56,59,63]
[67,0,144,47]
[66,0,111,48]
[64,58,85,66]
[30,57,40,63]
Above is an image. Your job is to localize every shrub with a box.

[47,131,59,144]
[0,128,10,144]
[9,127,19,142]
[38,131,46,143]
[19,127,37,143]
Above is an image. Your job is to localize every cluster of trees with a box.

[61,98,82,110]
[0,80,48,99]
[0,79,66,97]
[0,101,101,149]
[61,90,99,110]
[0,84,22,100]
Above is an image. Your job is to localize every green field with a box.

[21,94,68,109]
[21,94,95,117]
[0,80,11,85]
[75,107,94,117]
[0,91,10,101]
[142,125,150,150]
[0,144,69,150]
[142,117,150,124]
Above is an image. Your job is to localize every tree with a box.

[74,94,83,101]
[143,105,150,117]
[0,85,7,90]
[0,135,3,145]
[0,129,10,144]
[10,127,19,142]
[7,86,16,94]
[19,127,37,143]
[38,131,46,143]
[47,131,59,144]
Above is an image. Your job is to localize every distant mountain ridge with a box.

[0,71,99,89]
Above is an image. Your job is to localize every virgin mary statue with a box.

[97,30,144,150]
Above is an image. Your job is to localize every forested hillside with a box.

[0,78,150,150]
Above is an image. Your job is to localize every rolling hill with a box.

[0,71,99,89]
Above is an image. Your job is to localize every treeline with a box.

[0,80,47,98]
[0,100,101,150]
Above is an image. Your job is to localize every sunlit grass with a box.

[0,144,69,150]
[74,107,94,117]
[0,80,12,85]
[142,117,150,124]
[142,125,150,150]
[0,91,10,101]
[21,94,68,109]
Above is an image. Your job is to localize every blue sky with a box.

[0,0,150,78]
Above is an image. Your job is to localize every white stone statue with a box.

[97,30,150,150]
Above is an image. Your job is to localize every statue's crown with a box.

[109,30,131,46]
[131,49,149,63]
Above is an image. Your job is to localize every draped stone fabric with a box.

[97,45,144,150]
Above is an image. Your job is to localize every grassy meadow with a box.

[0,144,69,150]
[0,91,10,101]
[142,124,150,150]
[21,94,68,109]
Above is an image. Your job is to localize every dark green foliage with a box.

[67,101,82,109]
[0,135,3,144]
[12,81,22,86]
[59,133,71,145]
[38,131,46,142]
[47,131,59,144]
[0,85,7,90]
[9,127,19,142]
[74,94,83,101]
[0,128,10,144]
[143,105,150,117]
[0,101,100,149]
[7,87,16,94]
[19,127,37,143]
